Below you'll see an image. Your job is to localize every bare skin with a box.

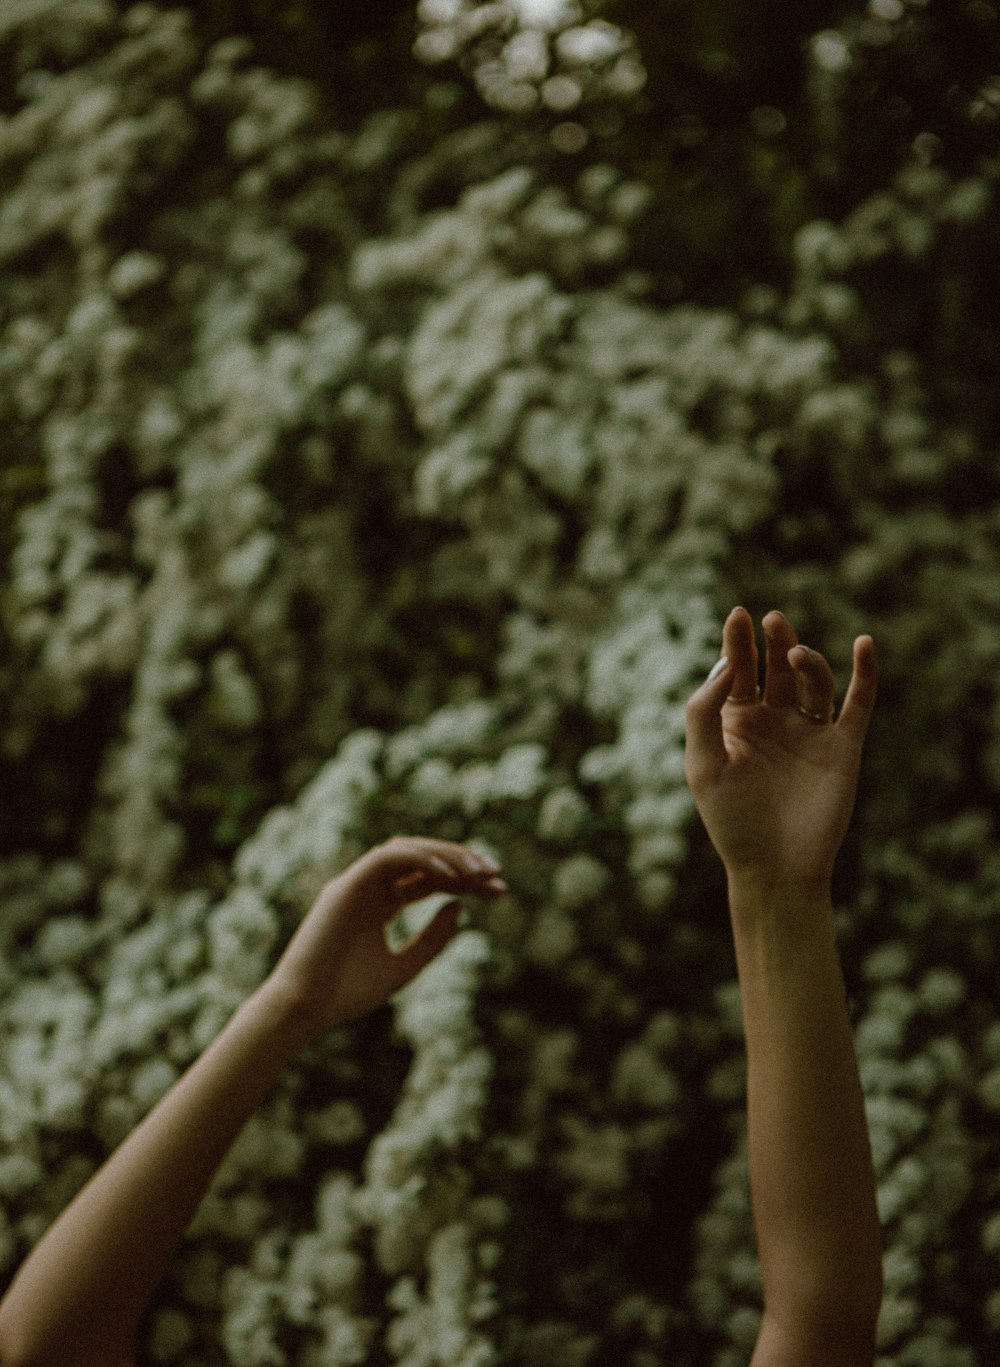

[0,612,882,1367]
[686,607,883,1366]
[0,837,507,1367]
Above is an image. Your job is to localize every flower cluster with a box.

[412,0,647,121]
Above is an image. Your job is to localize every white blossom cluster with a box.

[2,1,1000,1364]
[412,0,647,120]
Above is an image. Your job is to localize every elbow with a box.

[0,1297,55,1367]
[864,1260,885,1334]
[835,1243,884,1340]
[0,1307,29,1367]
[809,1267,883,1345]
[0,1308,56,1367]
[0,1349,135,1367]
[796,1279,883,1364]
[0,1335,35,1367]
[0,1316,134,1367]
[763,1255,883,1363]
[0,1325,50,1367]
[785,1226,884,1339]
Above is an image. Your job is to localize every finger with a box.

[787,645,836,722]
[386,899,462,992]
[721,606,759,704]
[391,861,456,896]
[408,836,502,877]
[376,836,495,879]
[685,650,736,782]
[379,841,503,904]
[395,869,429,891]
[836,635,877,744]
[761,610,799,708]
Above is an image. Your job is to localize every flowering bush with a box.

[2,1,1000,1364]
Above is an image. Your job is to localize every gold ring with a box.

[726,688,760,704]
[797,703,831,722]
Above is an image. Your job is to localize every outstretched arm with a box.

[685,608,882,1366]
[0,837,505,1367]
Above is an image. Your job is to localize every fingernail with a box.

[430,855,454,875]
[485,876,508,893]
[467,850,500,874]
[707,655,729,682]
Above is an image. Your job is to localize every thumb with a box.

[685,654,735,784]
[836,634,878,746]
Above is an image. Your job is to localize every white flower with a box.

[34,915,93,968]
[306,1101,366,1146]
[490,742,547,800]
[811,30,852,73]
[107,249,165,297]
[208,648,263,729]
[917,968,967,1016]
[612,1041,680,1112]
[0,1151,44,1198]
[525,906,578,966]
[552,853,608,909]
[555,22,623,67]
[510,0,579,28]
[309,1304,376,1365]
[148,1307,194,1361]
[537,786,588,841]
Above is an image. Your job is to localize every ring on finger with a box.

[797,702,832,723]
[726,687,760,704]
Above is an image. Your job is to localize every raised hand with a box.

[685,607,877,892]
[686,611,884,1362]
[0,835,508,1367]
[266,836,507,1031]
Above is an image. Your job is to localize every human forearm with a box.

[0,839,502,1367]
[0,980,315,1367]
[685,613,881,1363]
[729,878,882,1344]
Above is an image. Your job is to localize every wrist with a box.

[725,870,834,919]
[724,876,842,997]
[247,976,326,1057]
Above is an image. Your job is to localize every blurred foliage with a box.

[1,2,1000,1366]
[94,0,1000,296]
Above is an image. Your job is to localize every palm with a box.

[712,708,862,884]
[685,608,877,890]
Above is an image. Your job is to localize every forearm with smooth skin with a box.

[0,982,316,1367]
[729,880,882,1363]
